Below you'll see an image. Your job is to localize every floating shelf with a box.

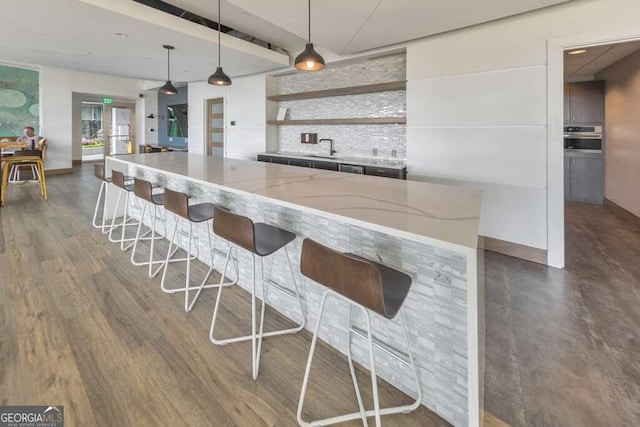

[267,80,406,102]
[267,117,406,125]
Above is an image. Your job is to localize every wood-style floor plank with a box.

[0,165,448,426]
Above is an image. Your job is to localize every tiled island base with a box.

[107,156,483,427]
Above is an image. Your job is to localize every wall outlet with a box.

[391,149,397,158]
[301,133,318,144]
[372,148,378,156]
[230,120,236,126]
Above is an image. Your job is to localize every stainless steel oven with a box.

[564,125,602,151]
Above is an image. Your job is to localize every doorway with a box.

[206,97,224,156]
[81,102,104,162]
[546,30,640,268]
[76,96,136,162]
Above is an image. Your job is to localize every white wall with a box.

[596,49,640,217]
[406,0,640,252]
[188,74,267,158]
[136,89,159,147]
[40,66,144,170]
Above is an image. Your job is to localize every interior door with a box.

[206,98,224,156]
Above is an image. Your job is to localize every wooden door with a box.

[206,98,224,156]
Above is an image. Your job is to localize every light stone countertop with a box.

[109,153,482,250]
[258,151,408,170]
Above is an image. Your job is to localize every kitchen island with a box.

[106,152,484,427]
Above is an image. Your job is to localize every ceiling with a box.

[0,0,289,82]
[217,0,574,55]
[564,40,640,81]
[0,0,576,82]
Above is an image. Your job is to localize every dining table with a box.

[0,140,28,206]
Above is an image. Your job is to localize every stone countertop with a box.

[258,151,408,170]
[108,153,482,250]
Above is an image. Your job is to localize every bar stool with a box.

[209,207,306,380]
[92,164,132,233]
[108,170,160,251]
[160,188,237,312]
[297,238,422,427]
[130,178,172,278]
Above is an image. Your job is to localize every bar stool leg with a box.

[209,244,305,379]
[108,188,124,243]
[364,309,382,427]
[297,290,331,427]
[298,292,422,426]
[161,217,235,308]
[347,305,368,426]
[92,181,107,230]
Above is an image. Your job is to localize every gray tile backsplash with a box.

[274,54,406,160]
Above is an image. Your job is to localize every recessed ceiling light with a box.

[568,49,588,55]
[115,32,128,38]
[87,52,96,55]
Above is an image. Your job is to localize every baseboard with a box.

[72,159,82,165]
[45,168,73,175]
[604,198,640,226]
[483,236,547,265]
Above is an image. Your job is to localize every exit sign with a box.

[102,97,113,104]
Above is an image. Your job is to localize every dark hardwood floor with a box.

[484,202,640,426]
[2,164,639,426]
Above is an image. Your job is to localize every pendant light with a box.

[159,45,179,95]
[208,0,232,86]
[294,0,325,71]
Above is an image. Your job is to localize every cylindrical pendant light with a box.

[208,0,232,86]
[160,45,179,95]
[294,0,325,71]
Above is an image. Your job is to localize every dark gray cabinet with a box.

[289,158,311,168]
[564,81,604,124]
[364,166,407,179]
[311,160,339,171]
[256,154,406,179]
[565,156,604,204]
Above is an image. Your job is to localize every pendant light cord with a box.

[167,48,170,80]
[308,0,311,43]
[218,0,222,66]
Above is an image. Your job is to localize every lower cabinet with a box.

[565,156,604,204]
[256,154,405,179]
[364,166,406,179]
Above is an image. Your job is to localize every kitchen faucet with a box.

[318,138,336,156]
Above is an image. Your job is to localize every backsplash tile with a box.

[274,54,406,160]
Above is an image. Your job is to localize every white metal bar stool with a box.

[160,188,237,312]
[209,206,306,380]
[297,238,421,427]
[91,164,133,234]
[108,170,160,251]
[130,178,173,278]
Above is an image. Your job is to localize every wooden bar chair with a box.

[297,238,422,427]
[91,164,133,233]
[160,188,238,312]
[208,207,306,380]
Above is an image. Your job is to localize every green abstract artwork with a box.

[0,65,39,137]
